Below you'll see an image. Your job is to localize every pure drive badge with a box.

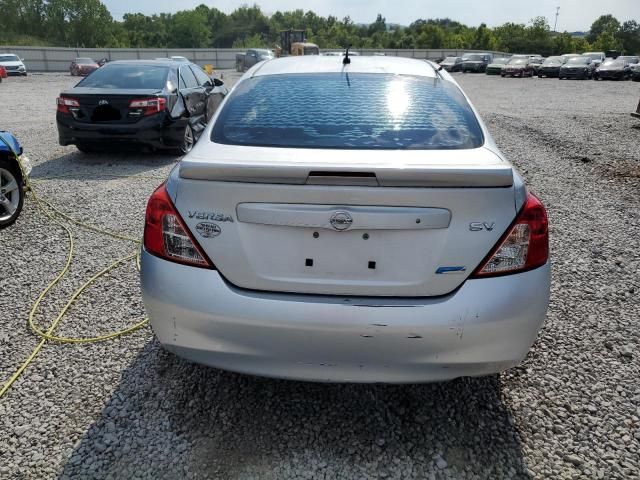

[196,222,221,238]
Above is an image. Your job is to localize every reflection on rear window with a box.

[211,73,483,150]
[77,64,168,89]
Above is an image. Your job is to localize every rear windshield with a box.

[77,64,169,89]
[211,73,483,150]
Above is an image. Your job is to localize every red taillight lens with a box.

[57,96,80,114]
[472,192,548,277]
[129,97,167,116]
[144,184,214,269]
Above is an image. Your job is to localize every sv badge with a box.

[469,222,495,231]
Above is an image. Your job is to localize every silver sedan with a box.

[140,55,550,383]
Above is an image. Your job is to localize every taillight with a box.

[472,192,548,277]
[144,184,214,269]
[57,96,80,114]
[129,97,167,116]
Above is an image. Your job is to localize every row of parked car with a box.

[439,52,640,80]
[0,54,195,81]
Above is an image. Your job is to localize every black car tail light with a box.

[57,96,80,114]
[129,98,167,117]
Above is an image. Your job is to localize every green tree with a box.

[169,8,209,48]
[593,31,621,52]
[494,22,528,52]
[572,37,591,53]
[552,32,576,54]
[368,14,386,36]
[526,16,553,55]
[471,23,497,50]
[617,20,640,54]
[587,14,621,44]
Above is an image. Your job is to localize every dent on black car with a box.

[56,60,227,153]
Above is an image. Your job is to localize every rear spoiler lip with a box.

[178,162,514,188]
[179,143,514,188]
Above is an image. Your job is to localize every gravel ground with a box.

[0,71,638,479]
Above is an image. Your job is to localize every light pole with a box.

[553,6,560,32]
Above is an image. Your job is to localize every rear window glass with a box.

[77,64,169,89]
[211,73,483,150]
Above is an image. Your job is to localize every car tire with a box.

[76,144,97,154]
[180,124,195,155]
[0,157,24,230]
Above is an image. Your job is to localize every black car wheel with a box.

[0,157,24,229]
[76,144,97,154]
[180,124,195,154]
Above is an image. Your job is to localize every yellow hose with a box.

[0,135,158,398]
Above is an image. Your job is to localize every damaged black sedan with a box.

[57,60,227,153]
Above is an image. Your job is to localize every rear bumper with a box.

[141,250,550,383]
[57,113,186,149]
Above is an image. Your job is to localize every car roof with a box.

[105,59,186,68]
[251,56,438,78]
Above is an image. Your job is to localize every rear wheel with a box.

[180,124,195,154]
[76,144,97,153]
[0,158,24,229]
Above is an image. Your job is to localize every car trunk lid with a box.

[171,146,518,297]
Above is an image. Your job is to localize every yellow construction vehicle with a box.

[275,29,319,57]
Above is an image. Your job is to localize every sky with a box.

[103,0,638,31]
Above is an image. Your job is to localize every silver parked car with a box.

[141,56,550,383]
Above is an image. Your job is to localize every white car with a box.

[140,56,550,383]
[582,51,606,67]
[0,54,27,76]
